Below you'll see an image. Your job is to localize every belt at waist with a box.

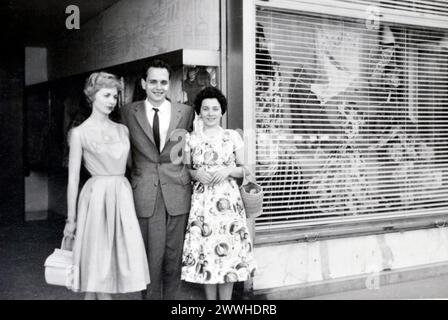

[91,174,125,177]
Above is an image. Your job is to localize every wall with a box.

[25,47,48,86]
[253,227,448,294]
[24,83,50,221]
[25,171,48,221]
[49,0,220,79]
[226,0,244,131]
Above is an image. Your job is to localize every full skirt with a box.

[181,179,256,284]
[72,176,150,293]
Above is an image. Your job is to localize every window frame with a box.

[255,211,448,245]
[244,0,448,244]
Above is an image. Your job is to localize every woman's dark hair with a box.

[193,87,227,115]
[142,59,173,80]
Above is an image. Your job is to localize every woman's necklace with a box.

[87,115,114,142]
[102,130,111,142]
[98,122,113,142]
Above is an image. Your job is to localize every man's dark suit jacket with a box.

[121,100,195,217]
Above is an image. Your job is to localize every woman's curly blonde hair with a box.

[83,71,123,105]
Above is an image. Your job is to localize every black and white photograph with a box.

[1,0,448,307]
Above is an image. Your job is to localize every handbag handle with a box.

[241,166,254,186]
[60,236,73,250]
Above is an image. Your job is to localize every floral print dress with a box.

[181,128,256,284]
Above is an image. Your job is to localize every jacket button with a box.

[154,181,159,186]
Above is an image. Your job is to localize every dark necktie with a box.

[152,108,160,152]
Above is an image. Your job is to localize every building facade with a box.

[231,0,448,298]
[26,0,448,298]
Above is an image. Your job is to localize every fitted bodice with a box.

[79,124,129,176]
[187,128,242,173]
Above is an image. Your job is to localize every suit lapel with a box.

[133,101,156,147]
[162,102,183,153]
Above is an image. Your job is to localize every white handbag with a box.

[44,237,75,289]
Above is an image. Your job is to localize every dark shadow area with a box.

[0,212,206,300]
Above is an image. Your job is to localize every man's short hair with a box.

[142,59,173,80]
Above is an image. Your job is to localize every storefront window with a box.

[254,8,448,232]
[182,65,219,106]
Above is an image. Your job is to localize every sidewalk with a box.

[2,216,448,300]
[0,216,204,300]
[306,274,448,300]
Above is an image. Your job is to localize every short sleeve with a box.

[230,130,244,151]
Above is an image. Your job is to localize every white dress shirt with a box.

[145,99,171,151]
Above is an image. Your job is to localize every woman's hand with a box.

[195,169,213,185]
[63,220,76,239]
[62,220,76,250]
[210,168,232,187]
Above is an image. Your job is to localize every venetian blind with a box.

[255,0,448,28]
[346,0,448,17]
[254,6,448,232]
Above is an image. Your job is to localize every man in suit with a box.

[121,59,195,300]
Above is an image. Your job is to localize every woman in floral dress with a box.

[181,87,256,300]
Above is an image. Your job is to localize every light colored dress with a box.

[71,123,150,293]
[181,127,256,284]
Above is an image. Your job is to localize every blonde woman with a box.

[63,72,150,299]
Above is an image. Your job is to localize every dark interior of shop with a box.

[0,0,233,300]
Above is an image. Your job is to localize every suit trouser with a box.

[138,186,189,300]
